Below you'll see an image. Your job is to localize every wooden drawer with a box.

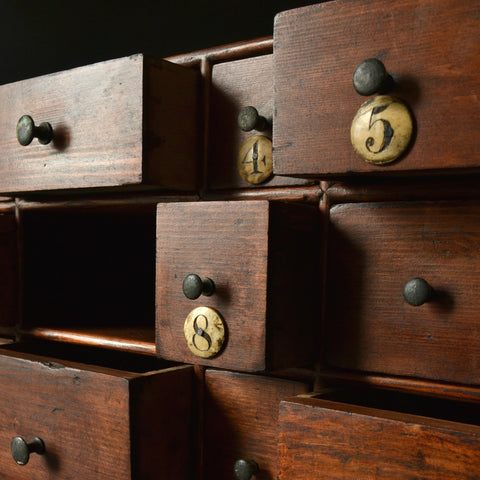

[278,388,480,479]
[0,204,17,336]
[204,369,310,480]
[209,54,311,189]
[326,200,480,385]
[0,344,194,479]
[0,54,199,194]
[156,200,321,371]
[274,0,480,176]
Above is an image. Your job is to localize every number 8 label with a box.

[350,95,413,165]
[184,306,226,359]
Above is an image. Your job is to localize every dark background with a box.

[1,0,317,85]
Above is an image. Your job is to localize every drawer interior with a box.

[318,386,480,426]
[0,340,169,373]
[20,205,157,353]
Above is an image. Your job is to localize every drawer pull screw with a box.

[11,436,45,465]
[16,115,53,146]
[238,106,269,132]
[182,273,215,300]
[353,58,392,96]
[403,277,433,306]
[234,459,259,480]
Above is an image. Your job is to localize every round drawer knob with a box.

[11,436,45,465]
[17,115,53,146]
[353,58,391,96]
[234,459,259,480]
[238,106,268,132]
[184,306,225,359]
[182,274,215,300]
[351,95,413,165]
[403,278,433,306]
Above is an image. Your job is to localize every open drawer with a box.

[0,54,199,194]
[0,342,194,479]
[156,200,321,372]
[274,0,480,177]
[203,369,311,479]
[278,388,480,479]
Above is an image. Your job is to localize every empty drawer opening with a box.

[20,205,156,354]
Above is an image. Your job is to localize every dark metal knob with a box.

[17,115,53,146]
[182,274,215,300]
[11,436,45,465]
[238,106,268,132]
[353,58,391,96]
[234,459,259,480]
[403,278,433,306]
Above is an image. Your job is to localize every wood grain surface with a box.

[278,395,480,479]
[0,54,199,193]
[156,200,321,371]
[209,54,311,189]
[19,326,156,356]
[0,5,478,478]
[0,347,194,479]
[204,369,310,480]
[274,0,480,176]
[326,200,480,385]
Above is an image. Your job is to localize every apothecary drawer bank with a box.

[0,0,477,479]
[0,54,199,194]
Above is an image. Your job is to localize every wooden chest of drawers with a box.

[0,0,478,478]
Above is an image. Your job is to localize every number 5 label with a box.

[350,95,413,165]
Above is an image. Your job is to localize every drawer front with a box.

[326,200,480,385]
[0,54,198,193]
[278,396,480,479]
[274,0,480,176]
[204,370,310,480]
[156,200,321,372]
[0,349,193,479]
[209,54,311,189]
